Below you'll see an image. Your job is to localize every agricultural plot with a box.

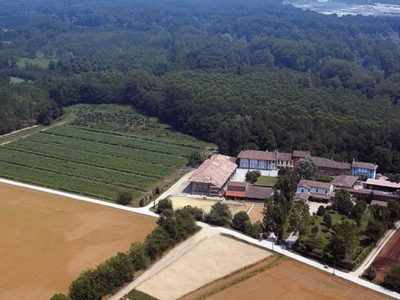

[372,227,400,282]
[0,125,206,201]
[0,182,156,300]
[201,259,391,300]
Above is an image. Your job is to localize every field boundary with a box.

[1,178,400,300]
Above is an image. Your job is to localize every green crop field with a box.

[0,120,208,202]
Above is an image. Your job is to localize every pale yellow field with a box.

[170,196,217,213]
[0,183,156,300]
[248,204,264,223]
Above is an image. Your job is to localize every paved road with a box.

[1,177,399,300]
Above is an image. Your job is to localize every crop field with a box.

[0,182,156,300]
[189,258,391,300]
[372,227,400,282]
[0,124,207,201]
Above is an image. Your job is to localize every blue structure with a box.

[351,161,377,180]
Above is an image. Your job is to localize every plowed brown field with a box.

[203,259,391,300]
[372,226,400,282]
[0,183,156,300]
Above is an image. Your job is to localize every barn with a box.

[189,154,237,197]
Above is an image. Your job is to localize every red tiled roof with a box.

[276,152,292,161]
[352,161,377,170]
[293,150,310,158]
[189,154,237,189]
[226,190,246,198]
[312,157,351,170]
[237,150,276,161]
[298,179,332,190]
[333,175,358,188]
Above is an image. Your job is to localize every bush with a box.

[364,266,377,281]
[116,191,133,205]
[323,213,332,228]
[155,197,173,214]
[181,205,204,221]
[249,221,264,239]
[232,211,251,233]
[205,202,232,226]
[382,263,400,293]
[317,205,325,216]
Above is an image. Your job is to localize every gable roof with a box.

[352,161,378,170]
[299,179,332,190]
[294,192,309,201]
[333,175,359,188]
[189,154,237,189]
[365,179,400,189]
[312,157,351,170]
[276,152,292,161]
[246,185,273,200]
[293,150,310,158]
[237,150,276,161]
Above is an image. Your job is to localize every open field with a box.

[0,124,207,202]
[17,57,56,68]
[202,258,392,300]
[0,182,156,300]
[248,204,264,223]
[257,176,277,185]
[170,196,250,216]
[372,226,400,282]
[135,228,271,300]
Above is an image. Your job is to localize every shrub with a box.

[155,197,173,214]
[382,263,400,293]
[323,213,332,228]
[205,202,232,226]
[181,205,204,221]
[116,191,133,205]
[364,266,377,281]
[232,211,251,233]
[317,205,325,216]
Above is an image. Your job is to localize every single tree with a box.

[116,191,133,205]
[232,211,251,233]
[382,263,400,293]
[245,170,261,183]
[295,157,317,180]
[332,189,353,215]
[188,151,203,167]
[323,213,332,229]
[364,266,377,281]
[366,219,386,244]
[317,205,326,216]
[206,202,232,226]
[155,197,173,214]
[325,220,359,262]
[181,205,204,221]
[351,200,367,226]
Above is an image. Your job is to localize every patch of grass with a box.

[126,289,158,300]
[257,176,277,185]
[17,57,57,68]
[9,77,26,83]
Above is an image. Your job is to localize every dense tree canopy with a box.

[1,0,400,172]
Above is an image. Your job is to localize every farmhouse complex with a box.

[187,150,397,202]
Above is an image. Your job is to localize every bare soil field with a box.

[204,259,391,300]
[248,204,264,223]
[135,228,271,300]
[372,227,400,282]
[170,196,250,216]
[0,182,156,300]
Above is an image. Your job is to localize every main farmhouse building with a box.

[188,149,380,202]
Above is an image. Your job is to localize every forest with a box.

[1,0,400,172]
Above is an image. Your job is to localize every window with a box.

[316,189,319,193]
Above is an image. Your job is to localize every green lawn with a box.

[257,176,277,185]
[17,57,57,68]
